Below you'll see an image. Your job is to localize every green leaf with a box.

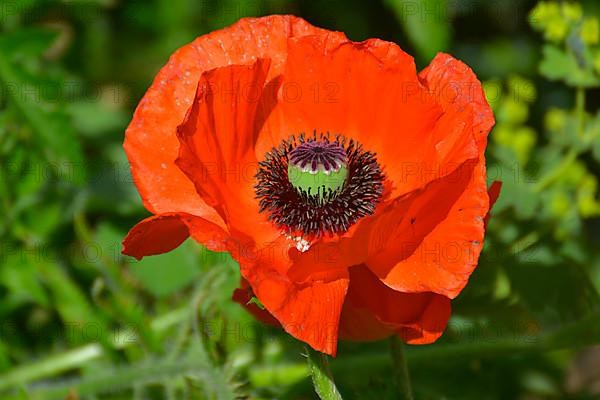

[589,111,600,161]
[539,45,600,88]
[21,202,63,239]
[0,28,59,59]
[38,259,105,328]
[386,0,451,61]
[0,32,84,169]
[504,259,600,326]
[24,353,232,400]
[128,240,201,298]
[66,100,129,139]
[87,144,144,215]
[489,146,540,219]
[1,253,50,308]
[306,348,344,400]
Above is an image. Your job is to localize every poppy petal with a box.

[233,237,349,356]
[488,180,502,206]
[289,52,493,298]
[484,180,502,227]
[360,54,494,298]
[338,305,392,342]
[363,157,487,299]
[339,265,451,343]
[122,212,229,260]
[256,34,479,198]
[124,16,334,217]
[419,52,495,151]
[232,278,281,327]
[288,156,486,299]
[175,58,280,245]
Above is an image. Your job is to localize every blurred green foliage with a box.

[0,0,600,399]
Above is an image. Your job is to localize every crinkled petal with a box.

[365,158,487,298]
[175,59,280,245]
[484,180,502,227]
[122,213,229,260]
[256,35,479,198]
[362,54,494,298]
[124,15,334,218]
[339,265,451,343]
[232,278,281,326]
[288,52,493,299]
[230,236,349,356]
[419,52,495,151]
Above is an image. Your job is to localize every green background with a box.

[1,0,600,399]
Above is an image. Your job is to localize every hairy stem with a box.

[390,337,414,400]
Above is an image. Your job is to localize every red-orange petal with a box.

[484,180,502,227]
[339,265,450,343]
[175,59,280,245]
[363,157,486,298]
[232,278,281,327]
[419,52,495,151]
[232,236,349,356]
[288,52,493,298]
[124,16,334,219]
[360,54,494,298]
[256,35,479,199]
[122,212,229,260]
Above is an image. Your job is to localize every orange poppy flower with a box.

[122,15,500,356]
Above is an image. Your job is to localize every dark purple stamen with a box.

[289,140,347,172]
[255,132,384,238]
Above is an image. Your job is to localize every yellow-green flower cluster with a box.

[544,108,567,132]
[594,52,600,73]
[553,161,600,218]
[488,77,537,165]
[530,2,576,42]
[581,17,599,45]
[530,2,600,46]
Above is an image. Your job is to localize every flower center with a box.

[287,141,348,201]
[255,132,384,241]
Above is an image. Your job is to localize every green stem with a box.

[306,348,343,400]
[390,337,414,400]
[575,86,585,138]
[509,231,540,255]
[0,344,103,393]
[532,148,577,192]
[533,86,585,192]
[251,311,600,388]
[29,356,213,400]
[6,310,600,394]
[0,306,188,391]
